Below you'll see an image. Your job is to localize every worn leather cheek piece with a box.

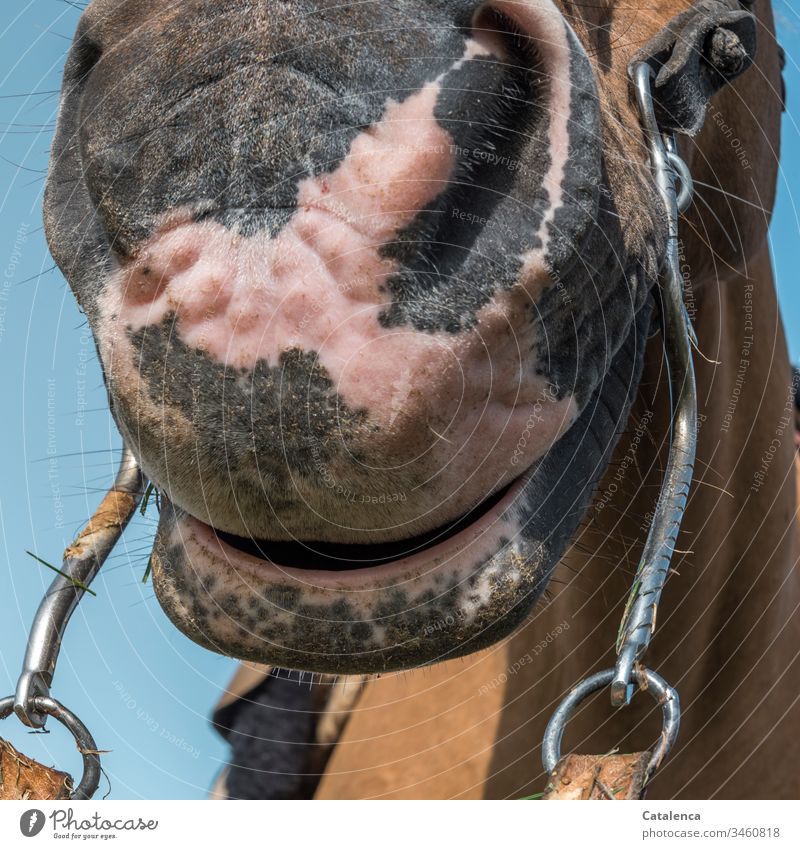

[630,0,758,135]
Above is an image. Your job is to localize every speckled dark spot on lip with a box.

[200,574,218,592]
[349,621,374,642]
[120,318,374,525]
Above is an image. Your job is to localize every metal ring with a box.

[666,150,694,213]
[0,695,102,800]
[541,668,680,781]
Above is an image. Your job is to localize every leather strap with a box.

[542,752,651,800]
[0,737,73,800]
[630,0,758,135]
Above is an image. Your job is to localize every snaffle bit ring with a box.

[0,694,102,800]
[541,667,680,782]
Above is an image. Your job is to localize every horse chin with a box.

[148,298,652,675]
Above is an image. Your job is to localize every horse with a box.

[42,0,798,798]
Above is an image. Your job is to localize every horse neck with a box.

[548,240,799,716]
[549,0,797,687]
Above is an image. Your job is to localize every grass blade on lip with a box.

[25,550,97,596]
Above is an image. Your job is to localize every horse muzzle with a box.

[44,0,659,672]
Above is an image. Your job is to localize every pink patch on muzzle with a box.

[102,70,459,354]
[96,27,582,516]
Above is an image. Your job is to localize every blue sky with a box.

[0,1,797,800]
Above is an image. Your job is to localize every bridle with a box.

[540,60,697,788]
[540,0,760,795]
[0,0,760,801]
[0,451,144,798]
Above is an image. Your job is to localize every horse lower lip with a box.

[149,469,543,673]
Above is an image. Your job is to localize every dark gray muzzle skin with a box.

[44,0,663,672]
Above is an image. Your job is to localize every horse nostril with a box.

[471,6,513,60]
[68,33,102,86]
[472,4,547,84]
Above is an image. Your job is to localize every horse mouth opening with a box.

[199,476,518,574]
[158,463,529,586]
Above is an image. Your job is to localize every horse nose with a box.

[82,65,341,259]
[80,1,564,261]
